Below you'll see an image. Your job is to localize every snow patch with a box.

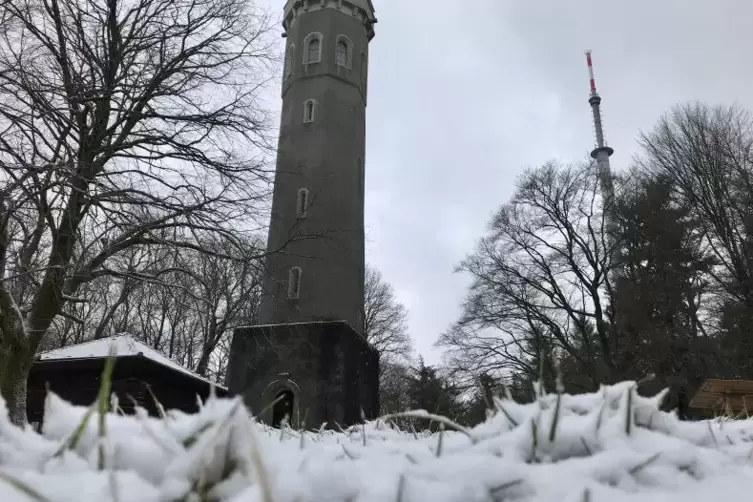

[0,382,752,500]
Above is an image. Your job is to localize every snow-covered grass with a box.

[2,378,753,501]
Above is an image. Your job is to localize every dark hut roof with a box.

[37,334,226,391]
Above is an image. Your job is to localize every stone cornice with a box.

[282,0,377,40]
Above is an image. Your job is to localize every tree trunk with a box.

[0,342,31,426]
[2,363,29,426]
[195,316,221,377]
[195,341,216,377]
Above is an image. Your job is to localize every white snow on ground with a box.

[1,382,753,501]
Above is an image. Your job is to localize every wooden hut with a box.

[689,379,753,418]
[27,334,227,426]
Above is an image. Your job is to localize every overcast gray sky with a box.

[259,0,753,364]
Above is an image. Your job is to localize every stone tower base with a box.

[227,321,379,428]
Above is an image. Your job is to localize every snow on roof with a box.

[38,334,226,390]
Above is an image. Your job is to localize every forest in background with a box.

[20,102,753,427]
[0,0,750,425]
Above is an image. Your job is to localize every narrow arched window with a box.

[360,52,368,91]
[303,99,316,123]
[335,39,349,67]
[284,45,295,79]
[297,188,309,218]
[305,34,321,64]
[288,267,302,300]
[358,159,364,200]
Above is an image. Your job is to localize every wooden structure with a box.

[689,379,753,417]
[27,335,227,426]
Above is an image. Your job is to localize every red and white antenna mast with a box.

[584,50,617,257]
[585,50,612,152]
[586,50,598,97]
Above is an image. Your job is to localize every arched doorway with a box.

[272,390,295,428]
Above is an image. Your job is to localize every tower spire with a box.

[585,50,617,260]
[585,50,613,155]
[586,50,598,98]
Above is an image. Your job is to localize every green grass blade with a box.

[97,349,117,470]
[53,403,96,458]
[0,469,50,501]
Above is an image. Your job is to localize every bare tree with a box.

[39,247,150,349]
[638,103,753,301]
[0,0,277,423]
[36,234,263,385]
[178,236,263,377]
[377,360,412,415]
[638,103,753,377]
[439,161,617,391]
[363,266,413,366]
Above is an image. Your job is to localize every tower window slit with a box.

[297,188,309,218]
[284,45,295,79]
[288,267,302,300]
[358,159,364,200]
[303,99,316,123]
[360,53,368,91]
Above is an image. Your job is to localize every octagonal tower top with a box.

[283,0,377,40]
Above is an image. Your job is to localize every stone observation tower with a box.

[227,0,379,428]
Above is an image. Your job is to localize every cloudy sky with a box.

[258,0,753,363]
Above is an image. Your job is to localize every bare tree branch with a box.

[363,265,413,366]
[0,0,277,423]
